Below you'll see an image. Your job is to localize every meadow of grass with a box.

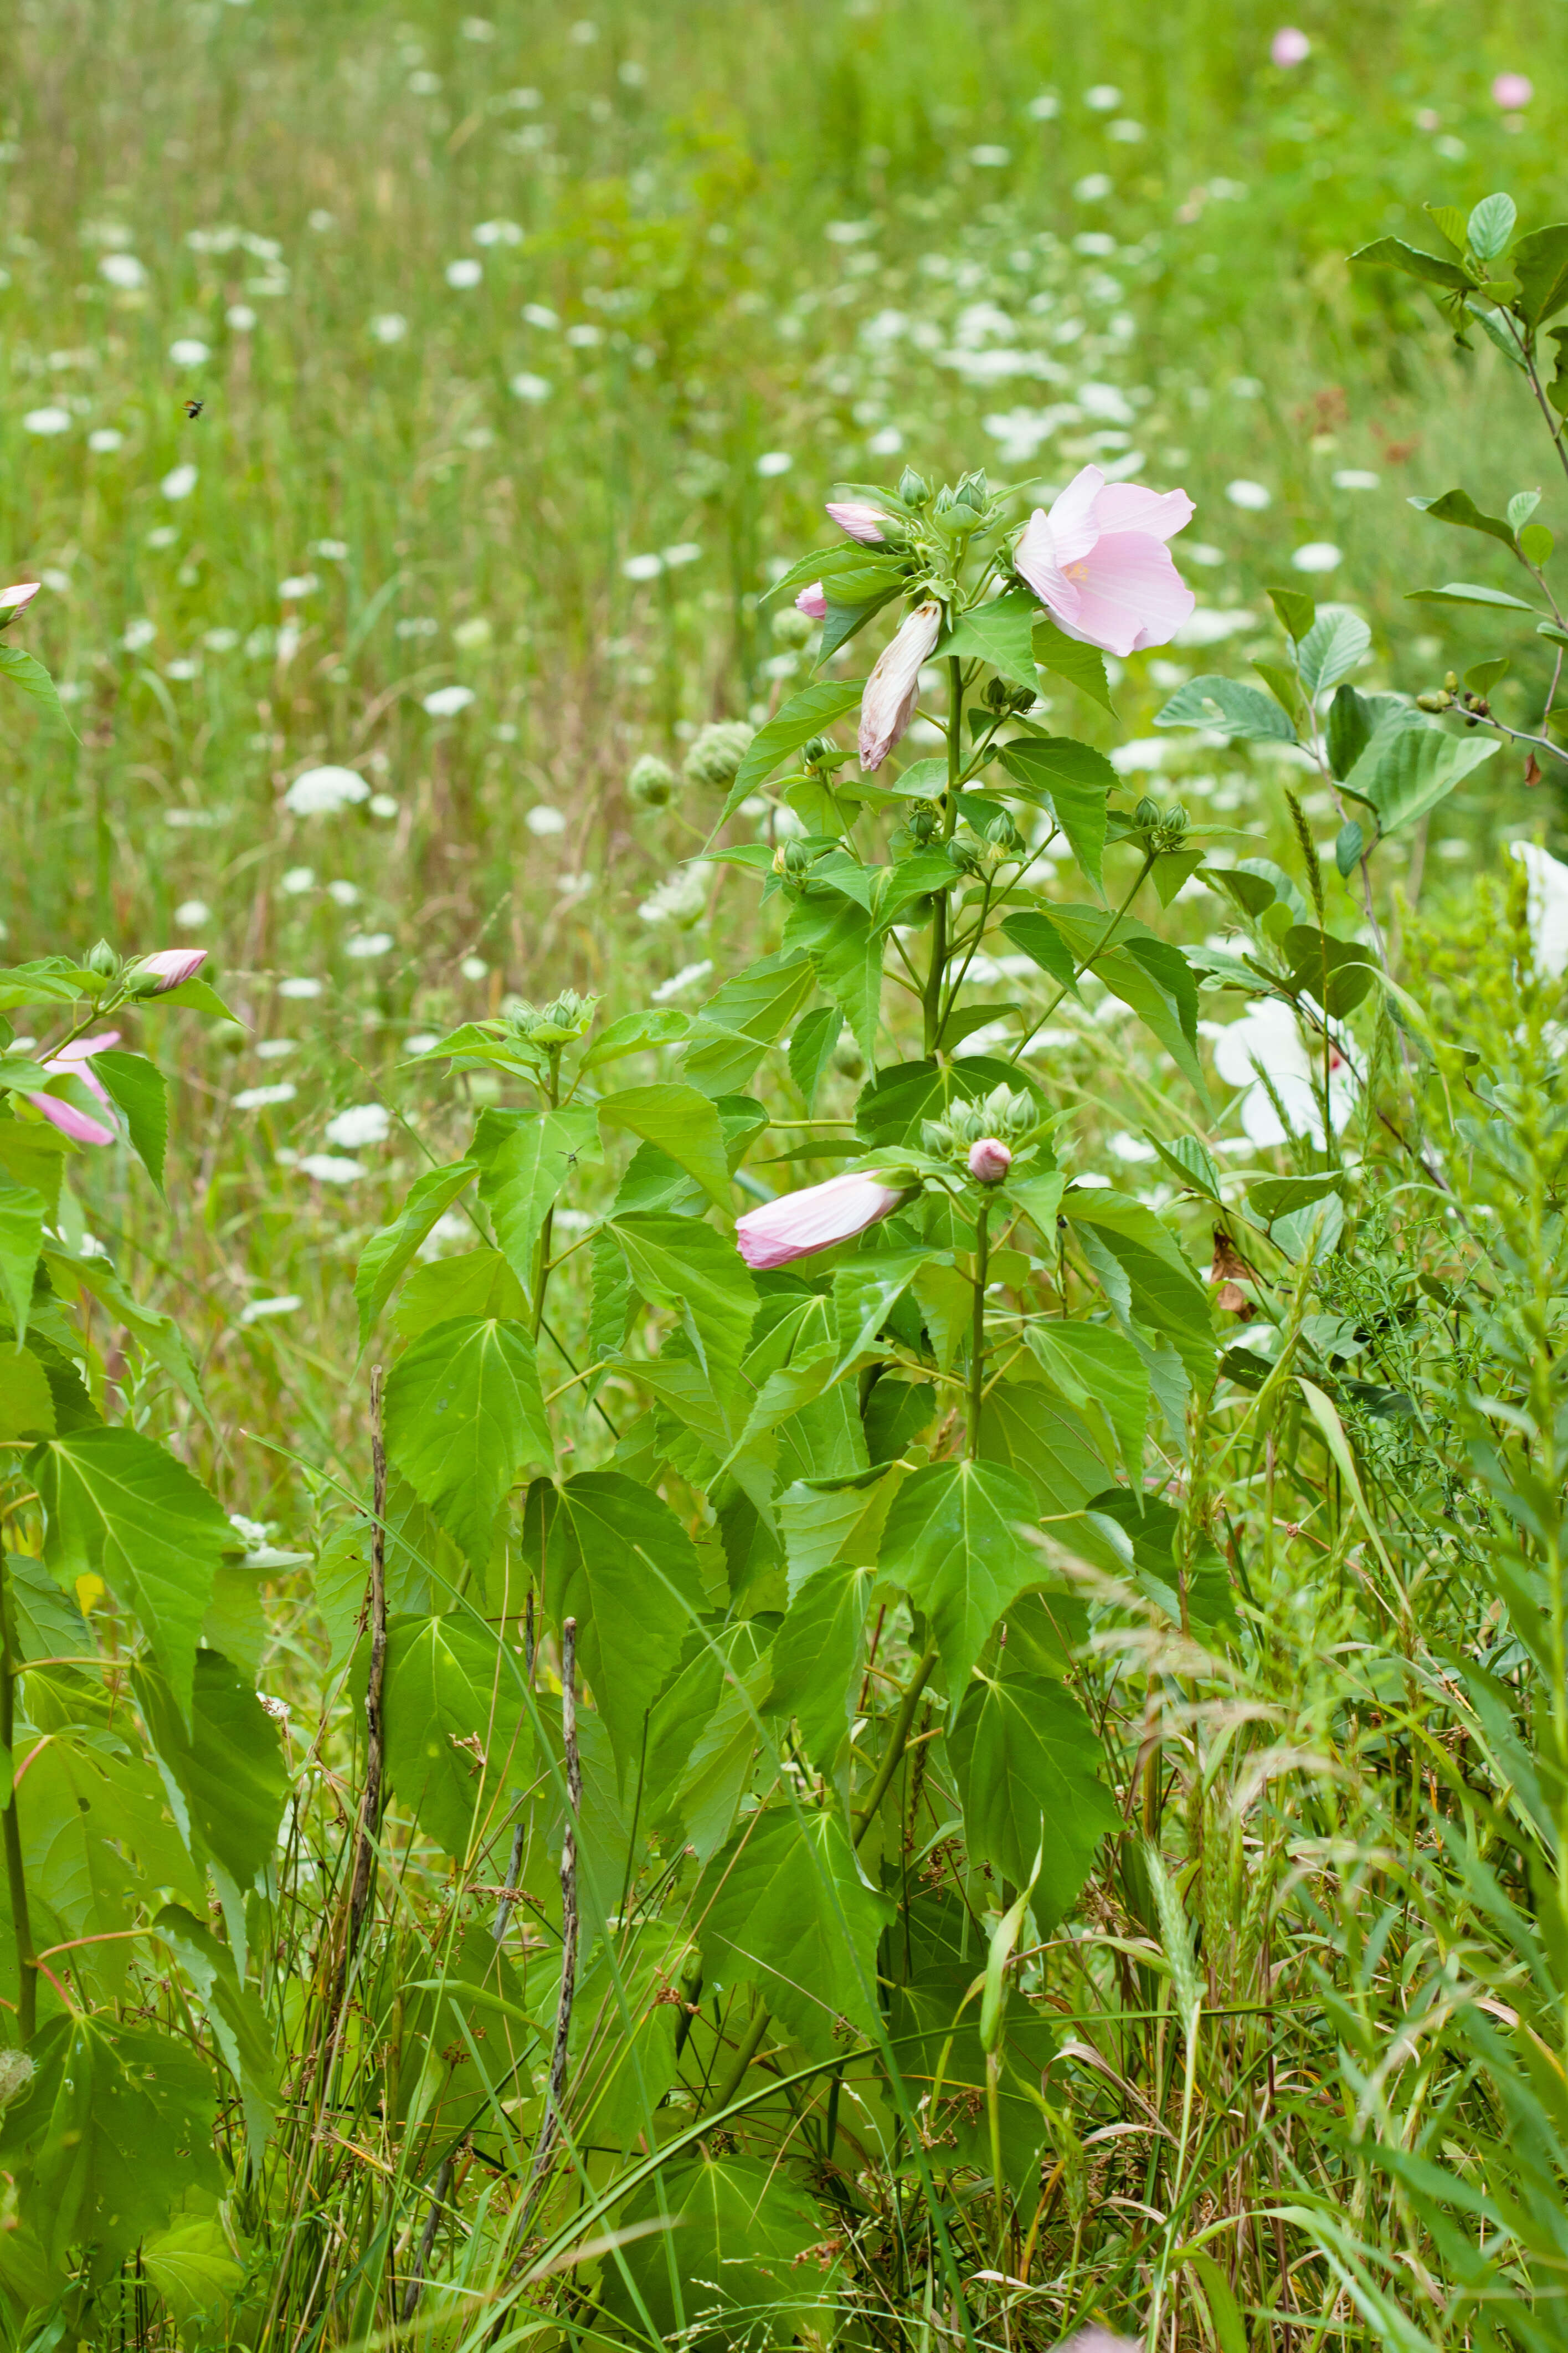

[5,5,1568,2348]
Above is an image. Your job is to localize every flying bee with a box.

[183,398,205,421]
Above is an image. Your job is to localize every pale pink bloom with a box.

[132,946,208,993]
[1492,71,1533,109]
[795,581,828,621]
[825,501,888,546]
[1270,26,1310,65]
[858,600,943,770]
[735,1171,908,1269]
[0,583,41,624]
[968,1137,1012,1185]
[1014,466,1195,659]
[27,1029,121,1147]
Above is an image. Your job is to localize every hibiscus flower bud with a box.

[128,946,208,996]
[795,581,829,621]
[0,583,42,628]
[735,1170,908,1269]
[825,501,888,546]
[968,1137,1012,1185]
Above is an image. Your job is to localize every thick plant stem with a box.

[967,1201,990,1461]
[345,1365,389,1980]
[0,1556,37,2044]
[854,1645,939,1846]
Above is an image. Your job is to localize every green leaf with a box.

[393,1245,526,1341]
[718,681,866,824]
[1096,939,1209,1106]
[1349,234,1472,291]
[1024,1320,1150,1485]
[384,1316,552,1564]
[602,2154,840,2346]
[379,1611,528,1857]
[31,1427,232,1717]
[1282,924,1378,1017]
[1266,585,1316,642]
[680,951,816,1098]
[782,889,883,1064]
[141,973,237,1022]
[855,1051,1046,1151]
[0,2016,218,2270]
[1346,720,1499,835]
[0,644,79,739]
[141,2218,245,2325]
[1519,521,1555,567]
[948,1669,1119,1921]
[698,1805,893,2056]
[1335,819,1365,877]
[1000,907,1080,994]
[578,1006,691,1073]
[1296,609,1371,695]
[1066,1191,1214,1385]
[152,1904,278,2157]
[1032,614,1114,713]
[138,1650,290,1888]
[1468,192,1516,259]
[611,1212,758,1417]
[0,1056,56,1093]
[86,1049,167,1190]
[355,1158,478,1343]
[1325,683,1422,781]
[1145,1133,1222,1202]
[0,957,101,1012]
[937,588,1040,693]
[46,1247,208,1423]
[880,1458,1043,1695]
[1513,221,1568,326]
[998,736,1115,898]
[0,1182,44,1341]
[1155,674,1298,743]
[1408,486,1518,551]
[1187,2251,1251,2353]
[1405,581,1543,614]
[0,1121,65,1218]
[598,1083,732,1208]
[527,1470,706,1786]
[787,1003,842,1110]
[767,1557,875,1770]
[0,1345,53,1440]
[474,1105,599,1296]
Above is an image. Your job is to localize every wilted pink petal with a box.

[0,583,41,623]
[1492,72,1533,108]
[795,581,828,621]
[858,600,943,771]
[132,947,208,993]
[27,1093,117,1146]
[1015,465,1195,658]
[1270,26,1310,65]
[825,501,888,546]
[735,1171,908,1269]
[968,1137,1012,1185]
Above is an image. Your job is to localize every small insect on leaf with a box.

[183,399,205,421]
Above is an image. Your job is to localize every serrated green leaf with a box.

[612,1212,758,1411]
[474,1105,598,1299]
[141,2217,245,2325]
[782,890,882,1063]
[30,1427,231,1718]
[1024,1320,1149,1484]
[879,1458,1043,1695]
[0,1182,44,1341]
[697,1806,893,2056]
[999,735,1115,897]
[1032,614,1115,712]
[1155,674,1298,743]
[88,1048,167,1191]
[679,951,816,1098]
[384,1316,552,1564]
[1266,584,1316,642]
[598,1083,731,1207]
[355,1157,479,1343]
[718,681,866,824]
[393,1245,526,1341]
[45,1248,207,1424]
[0,1345,53,1440]
[138,1650,289,1888]
[1096,938,1209,1106]
[786,1003,842,1111]
[948,1669,1119,1919]
[578,1006,691,1073]
[0,644,78,739]
[1000,906,1081,994]
[1066,1190,1214,1385]
[379,1611,529,1858]
[152,1904,277,2158]
[1513,221,1568,327]
[1346,720,1499,834]
[937,587,1040,691]
[602,2154,839,2345]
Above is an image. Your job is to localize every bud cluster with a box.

[889,802,941,858]
[983,675,1038,716]
[627,753,678,808]
[1130,796,1191,855]
[508,987,597,1048]
[683,720,754,791]
[921,1082,1036,1171]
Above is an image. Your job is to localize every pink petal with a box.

[735,1172,907,1269]
[28,1092,117,1146]
[44,1029,121,1108]
[1088,482,1194,544]
[1057,532,1195,658]
[825,501,888,547]
[795,581,828,621]
[1042,466,1106,567]
[133,947,208,992]
[1014,510,1081,630]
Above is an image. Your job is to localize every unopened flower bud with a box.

[0,583,42,629]
[128,946,208,996]
[955,469,988,511]
[683,720,754,790]
[1133,794,1161,830]
[985,813,1023,852]
[946,834,982,875]
[85,939,119,978]
[933,485,957,516]
[898,467,929,507]
[628,753,678,808]
[968,1136,1012,1185]
[1416,691,1452,713]
[795,580,829,621]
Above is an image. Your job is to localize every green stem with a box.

[967,1200,990,1461]
[531,1047,563,1340]
[922,659,965,1058]
[1007,850,1155,1065]
[0,1557,37,2043]
[853,1644,939,1846]
[708,2001,771,2115]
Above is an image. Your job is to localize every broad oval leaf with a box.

[383,1316,553,1565]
